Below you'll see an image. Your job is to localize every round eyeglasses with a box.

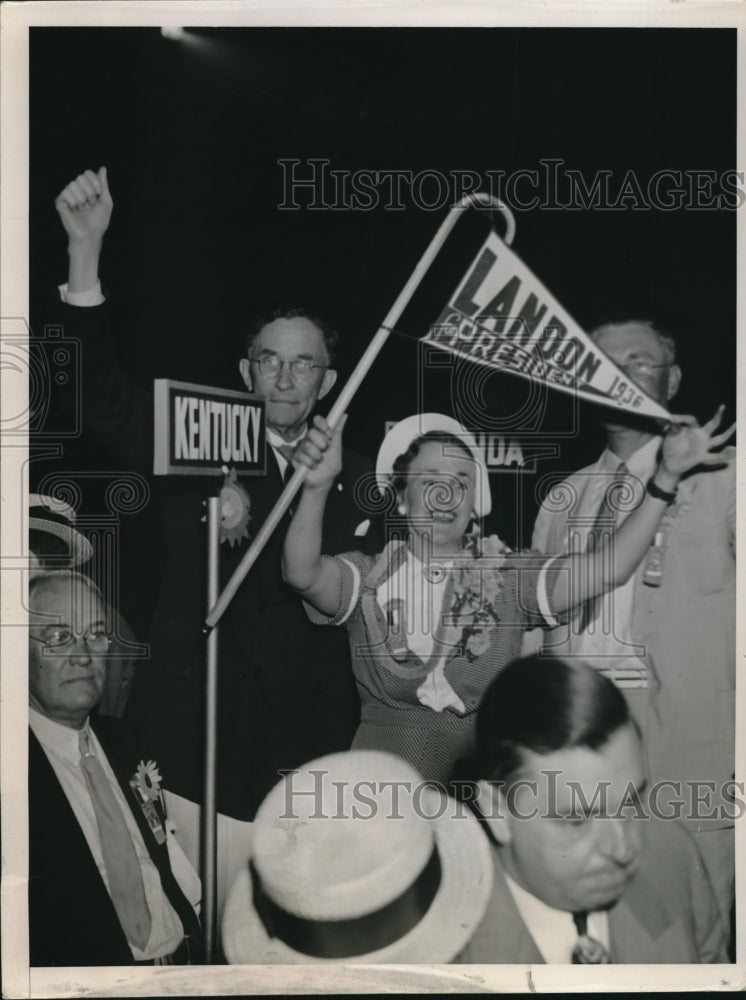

[249,354,327,383]
[617,359,671,377]
[30,627,112,654]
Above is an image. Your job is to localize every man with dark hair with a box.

[52,167,377,920]
[457,656,727,964]
[530,319,735,929]
[28,571,202,966]
[243,304,339,366]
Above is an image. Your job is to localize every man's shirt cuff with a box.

[58,281,105,306]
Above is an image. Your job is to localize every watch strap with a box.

[646,477,677,504]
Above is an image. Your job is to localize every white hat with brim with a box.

[28,494,93,567]
[221,751,494,964]
[375,413,491,518]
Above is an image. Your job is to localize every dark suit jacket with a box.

[457,819,727,964]
[29,716,201,967]
[66,302,379,819]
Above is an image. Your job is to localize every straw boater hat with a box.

[375,413,492,518]
[28,493,93,566]
[221,750,493,964]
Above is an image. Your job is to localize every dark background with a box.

[29,27,736,634]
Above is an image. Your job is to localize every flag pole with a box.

[204,193,515,631]
[201,496,220,961]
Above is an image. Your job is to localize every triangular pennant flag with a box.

[425,231,670,421]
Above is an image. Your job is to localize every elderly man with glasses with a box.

[528,319,736,945]
[52,168,377,920]
[28,571,202,966]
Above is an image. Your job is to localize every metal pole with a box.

[204,193,515,631]
[201,496,220,961]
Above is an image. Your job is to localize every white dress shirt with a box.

[266,426,306,479]
[59,280,105,307]
[504,869,610,963]
[30,708,200,961]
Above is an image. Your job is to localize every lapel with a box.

[360,543,423,673]
[237,444,342,531]
[461,844,545,964]
[90,717,203,945]
[607,865,677,962]
[29,728,75,819]
[91,717,165,850]
[553,463,604,554]
[28,729,115,882]
[236,452,283,520]
[359,542,461,677]
[28,729,136,965]
[28,728,108,872]
[629,469,700,650]
[266,446,286,486]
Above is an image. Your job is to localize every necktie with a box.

[79,730,152,950]
[571,911,611,964]
[577,462,628,632]
[276,444,296,485]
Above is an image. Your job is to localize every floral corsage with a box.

[451,529,511,662]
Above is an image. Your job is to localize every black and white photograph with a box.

[1,1,743,994]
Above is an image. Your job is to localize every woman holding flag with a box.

[282,408,733,784]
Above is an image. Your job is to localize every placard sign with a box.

[154,379,266,476]
[383,420,537,472]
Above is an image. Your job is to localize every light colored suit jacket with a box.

[457,820,727,964]
[531,449,736,831]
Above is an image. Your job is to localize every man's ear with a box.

[239,358,253,392]
[666,363,681,401]
[476,779,513,845]
[317,367,337,401]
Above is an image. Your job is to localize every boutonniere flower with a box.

[218,466,251,546]
[130,759,163,803]
[129,760,168,845]
[451,532,511,662]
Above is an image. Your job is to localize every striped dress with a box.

[305,541,563,783]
